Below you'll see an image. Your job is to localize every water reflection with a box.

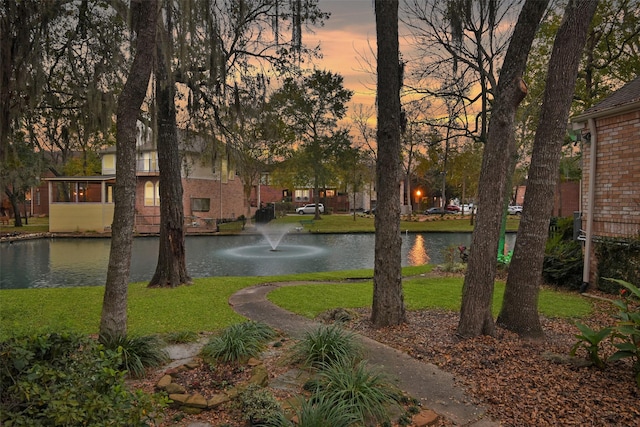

[0,233,515,289]
[408,234,429,265]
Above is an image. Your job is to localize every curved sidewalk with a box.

[229,283,499,427]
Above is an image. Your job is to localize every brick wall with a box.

[134,176,247,233]
[581,109,640,285]
[581,110,640,239]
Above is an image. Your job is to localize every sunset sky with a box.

[309,0,379,110]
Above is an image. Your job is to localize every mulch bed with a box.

[344,294,640,426]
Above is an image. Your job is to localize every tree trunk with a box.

[497,0,598,339]
[371,0,405,328]
[148,24,191,288]
[457,0,549,338]
[4,188,22,227]
[99,0,157,339]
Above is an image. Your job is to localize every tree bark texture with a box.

[497,0,598,339]
[100,0,157,339]
[457,0,549,338]
[371,0,406,328]
[148,28,191,288]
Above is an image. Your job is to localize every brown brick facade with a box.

[581,110,640,239]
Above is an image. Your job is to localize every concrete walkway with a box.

[228,283,499,427]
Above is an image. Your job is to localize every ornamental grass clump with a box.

[291,324,362,368]
[312,358,403,426]
[99,333,169,378]
[201,321,276,364]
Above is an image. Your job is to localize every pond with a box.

[0,232,515,289]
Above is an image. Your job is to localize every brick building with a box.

[572,76,640,287]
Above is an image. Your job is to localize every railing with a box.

[135,214,217,233]
[136,159,159,173]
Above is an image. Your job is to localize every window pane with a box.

[191,198,210,212]
[144,182,155,206]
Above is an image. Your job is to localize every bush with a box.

[595,236,640,294]
[543,217,583,290]
[291,324,361,368]
[99,333,169,378]
[0,332,165,426]
[201,321,276,364]
[570,279,640,387]
[238,384,282,426]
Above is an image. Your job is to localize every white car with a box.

[296,203,324,214]
[508,205,523,215]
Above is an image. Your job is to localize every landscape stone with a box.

[249,364,269,387]
[181,406,203,415]
[156,374,173,389]
[169,393,190,405]
[185,393,208,409]
[165,382,187,394]
[207,393,230,408]
[412,409,439,427]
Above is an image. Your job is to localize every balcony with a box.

[136,158,160,176]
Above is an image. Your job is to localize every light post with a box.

[415,190,421,211]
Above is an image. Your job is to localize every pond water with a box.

[0,232,515,289]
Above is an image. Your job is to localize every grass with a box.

[0,215,49,234]
[0,213,520,236]
[268,276,593,319]
[272,213,520,234]
[0,269,591,342]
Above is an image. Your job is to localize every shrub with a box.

[0,332,165,425]
[312,358,402,426]
[595,237,640,294]
[291,324,361,368]
[607,279,640,387]
[100,333,169,378]
[238,384,282,426]
[201,321,276,364]
[543,217,583,290]
[570,279,640,387]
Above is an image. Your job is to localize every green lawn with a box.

[0,264,592,341]
[0,215,49,234]
[268,277,593,319]
[271,213,520,233]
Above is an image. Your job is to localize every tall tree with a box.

[457,0,549,338]
[269,70,353,220]
[371,0,406,328]
[100,0,157,339]
[148,8,191,288]
[403,0,521,143]
[145,0,326,283]
[497,0,598,339]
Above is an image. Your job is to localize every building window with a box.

[144,181,159,206]
[191,198,210,212]
[294,189,310,201]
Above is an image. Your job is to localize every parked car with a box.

[296,203,324,214]
[507,205,523,215]
[445,205,461,213]
[425,207,446,215]
[363,206,376,215]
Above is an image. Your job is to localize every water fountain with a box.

[259,224,293,251]
[223,224,325,260]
